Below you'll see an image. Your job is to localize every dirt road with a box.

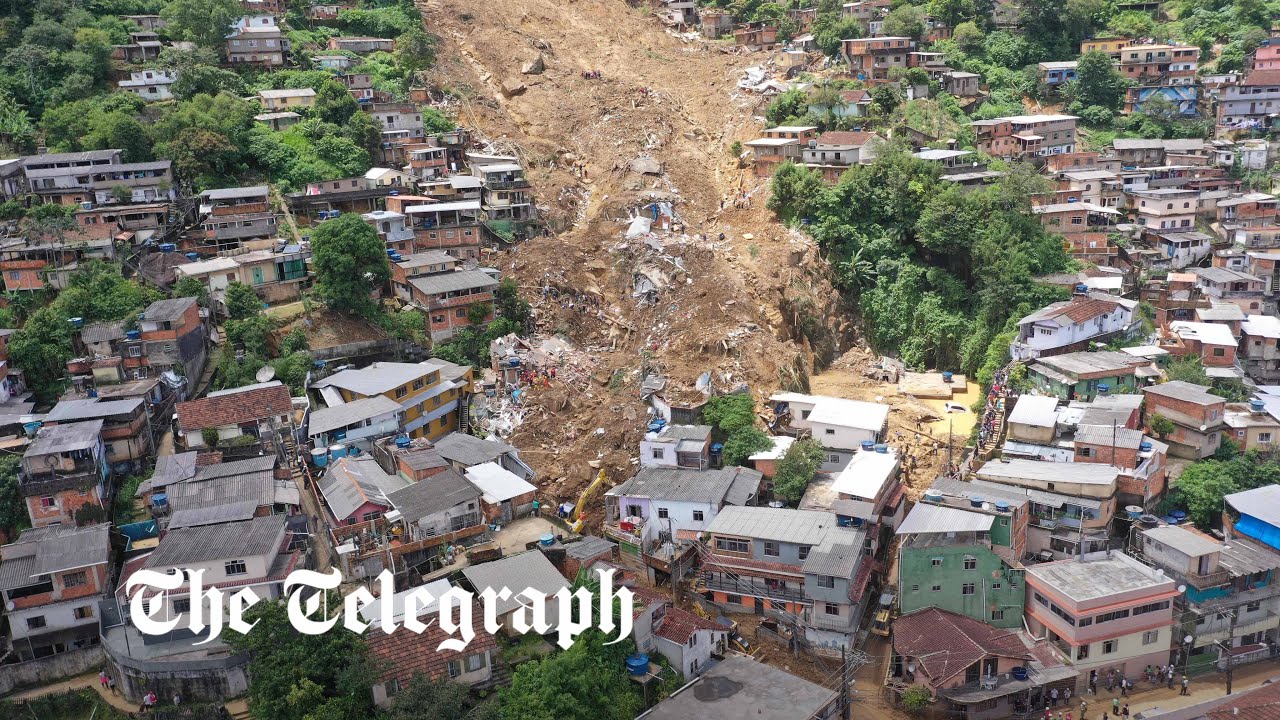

[419,0,852,500]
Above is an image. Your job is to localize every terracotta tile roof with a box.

[1059,296,1120,323]
[1244,70,1280,87]
[893,607,1032,685]
[1204,678,1280,720]
[655,605,725,644]
[367,598,499,686]
[176,383,291,432]
[840,90,871,103]
[817,131,877,146]
[0,260,46,270]
[91,357,122,369]
[705,553,806,579]
[196,451,223,466]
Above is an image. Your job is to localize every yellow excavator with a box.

[570,467,609,533]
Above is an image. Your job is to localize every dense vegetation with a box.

[771,145,1071,381]
[1168,444,1280,529]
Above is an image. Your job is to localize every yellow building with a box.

[312,359,474,440]
[1080,37,1132,59]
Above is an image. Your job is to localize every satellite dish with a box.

[5,600,14,611]
[1178,585,1187,593]
[256,366,277,383]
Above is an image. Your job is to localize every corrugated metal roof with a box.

[433,432,515,467]
[830,450,898,500]
[975,458,1119,486]
[1074,424,1146,449]
[319,455,406,520]
[1225,485,1280,526]
[460,551,569,616]
[167,501,259,529]
[1143,525,1223,557]
[897,504,995,535]
[408,270,498,296]
[308,395,401,436]
[607,466,762,506]
[385,467,479,523]
[192,455,276,481]
[705,506,837,545]
[27,419,103,456]
[1144,380,1222,405]
[1008,396,1059,428]
[313,361,448,398]
[44,398,143,423]
[799,526,866,578]
[145,515,285,568]
[465,462,536,504]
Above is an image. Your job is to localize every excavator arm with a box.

[570,467,608,533]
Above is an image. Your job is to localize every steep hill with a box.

[417,0,852,495]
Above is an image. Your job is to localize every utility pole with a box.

[1224,608,1238,695]
[841,647,852,720]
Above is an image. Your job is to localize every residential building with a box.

[1224,484,1280,555]
[225,15,288,67]
[768,392,890,472]
[640,424,711,470]
[1150,230,1213,270]
[1225,401,1280,450]
[20,421,110,528]
[1137,524,1280,673]
[118,70,177,101]
[943,70,981,97]
[971,115,1078,159]
[44,398,152,472]
[0,523,111,661]
[1163,321,1240,372]
[432,432,534,481]
[643,655,839,720]
[1142,381,1226,458]
[389,251,459,297]
[20,149,174,206]
[319,454,408,526]
[337,72,374,101]
[307,395,402,451]
[700,10,734,38]
[312,54,354,71]
[128,296,210,385]
[1190,267,1267,315]
[464,462,536,523]
[631,586,729,679]
[842,37,914,84]
[254,111,301,131]
[807,89,872,119]
[891,607,1076,719]
[746,126,818,177]
[799,445,904,529]
[1080,37,1132,59]
[1239,315,1280,383]
[971,459,1118,549]
[802,131,880,181]
[1025,351,1149,401]
[1007,395,1060,444]
[603,465,761,558]
[733,24,777,51]
[365,103,425,162]
[162,455,300,522]
[327,36,395,54]
[703,505,872,650]
[402,268,499,342]
[230,246,311,305]
[197,185,277,251]
[1010,295,1136,361]
[1219,70,1280,130]
[312,360,471,441]
[1071,422,1168,510]
[472,161,535,226]
[1040,61,1078,87]
[175,380,293,449]
[257,88,316,111]
[460,551,570,635]
[1119,44,1200,83]
[389,197,485,260]
[366,589,498,706]
[896,500,1027,629]
[1024,552,1180,693]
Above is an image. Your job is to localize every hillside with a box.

[418,0,853,496]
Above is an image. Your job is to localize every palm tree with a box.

[836,248,876,295]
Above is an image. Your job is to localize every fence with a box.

[0,645,105,696]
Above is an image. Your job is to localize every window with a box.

[716,538,749,553]
[726,594,742,604]
[824,602,839,616]
[1132,600,1170,616]
[798,545,810,560]
[413,379,425,391]
[173,598,191,614]
[225,560,247,576]
[657,508,669,519]
[911,584,919,592]
[962,583,976,595]
[763,541,780,557]
[1143,630,1159,645]
[7,271,17,280]
[395,386,408,399]
[1078,644,1090,660]
[931,557,943,567]
[74,605,94,620]
[991,610,1005,621]
[1213,347,1226,357]
[1078,447,1093,458]
[991,582,1002,590]
[963,556,977,570]
[1103,640,1116,654]
[651,448,664,459]
[40,496,56,509]
[455,308,466,318]
[1246,601,1262,612]
[60,570,89,589]
[383,679,401,698]
[27,616,46,630]
[466,653,487,671]
[818,575,835,589]
[828,454,840,463]
[447,660,462,678]
[824,428,835,435]
[931,584,942,592]
[693,510,704,522]
[1260,433,1273,444]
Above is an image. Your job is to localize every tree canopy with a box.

[310,214,391,316]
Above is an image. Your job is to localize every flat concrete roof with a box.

[639,655,835,720]
[1026,552,1174,602]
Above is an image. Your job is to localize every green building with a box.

[1025,350,1145,401]
[896,493,1028,629]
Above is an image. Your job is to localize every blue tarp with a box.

[117,520,157,541]
[1237,514,1280,552]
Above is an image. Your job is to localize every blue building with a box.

[1040,61,1078,87]
[1125,84,1201,116]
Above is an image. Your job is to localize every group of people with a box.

[977,366,1017,449]
[1041,667,1194,720]
[99,669,182,713]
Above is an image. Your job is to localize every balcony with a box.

[704,574,806,603]
[803,608,858,632]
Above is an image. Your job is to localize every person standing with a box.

[1181,676,1190,696]
[99,671,109,691]
[1051,687,1060,706]
[1121,705,1130,720]
[532,499,540,517]
[1113,697,1120,716]
[1081,699,1088,719]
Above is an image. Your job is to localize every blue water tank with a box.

[1251,399,1266,412]
[386,248,397,256]
[942,371,954,383]
[1140,441,1153,452]
[22,421,42,437]
[625,654,649,676]
[1097,383,1110,395]
[1011,667,1029,681]
[185,252,199,261]
[69,317,85,328]
[861,440,875,451]
[995,501,1010,512]
[152,493,168,508]
[395,435,411,448]
[87,388,97,398]
[125,330,141,340]
[970,496,984,508]
[159,243,177,253]
[874,443,889,454]
[329,444,349,460]
[310,448,329,467]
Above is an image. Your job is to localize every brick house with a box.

[366,593,498,707]
[0,523,111,661]
[20,421,110,527]
[122,297,210,386]
[44,398,153,473]
[463,462,537,523]
[403,269,498,342]
[746,126,818,177]
[175,381,293,449]
[1143,381,1226,458]
[1072,424,1168,510]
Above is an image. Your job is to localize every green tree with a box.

[901,685,932,713]
[311,214,390,316]
[314,81,359,126]
[224,282,263,320]
[173,276,210,305]
[223,593,378,720]
[395,28,436,75]
[952,21,985,52]
[1169,460,1244,529]
[1070,51,1127,111]
[772,438,825,503]
[883,5,926,39]
[722,426,773,465]
[0,456,25,537]
[703,393,758,434]
[1147,414,1174,439]
[495,277,532,327]
[10,306,74,403]
[497,630,643,720]
[387,672,477,720]
[1165,356,1210,386]
[162,0,242,49]
[766,88,810,126]
[812,16,863,57]
[928,0,977,28]
[768,161,824,220]
[467,302,492,327]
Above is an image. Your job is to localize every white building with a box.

[639,424,711,470]
[604,465,762,548]
[769,392,890,471]
[1011,295,1136,360]
[118,70,177,101]
[307,395,402,451]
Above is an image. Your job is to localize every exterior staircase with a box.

[977,394,1009,461]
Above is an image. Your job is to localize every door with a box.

[501,500,513,522]
[252,266,265,285]
[754,597,764,615]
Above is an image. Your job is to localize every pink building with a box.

[1025,553,1178,693]
[1255,39,1280,71]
